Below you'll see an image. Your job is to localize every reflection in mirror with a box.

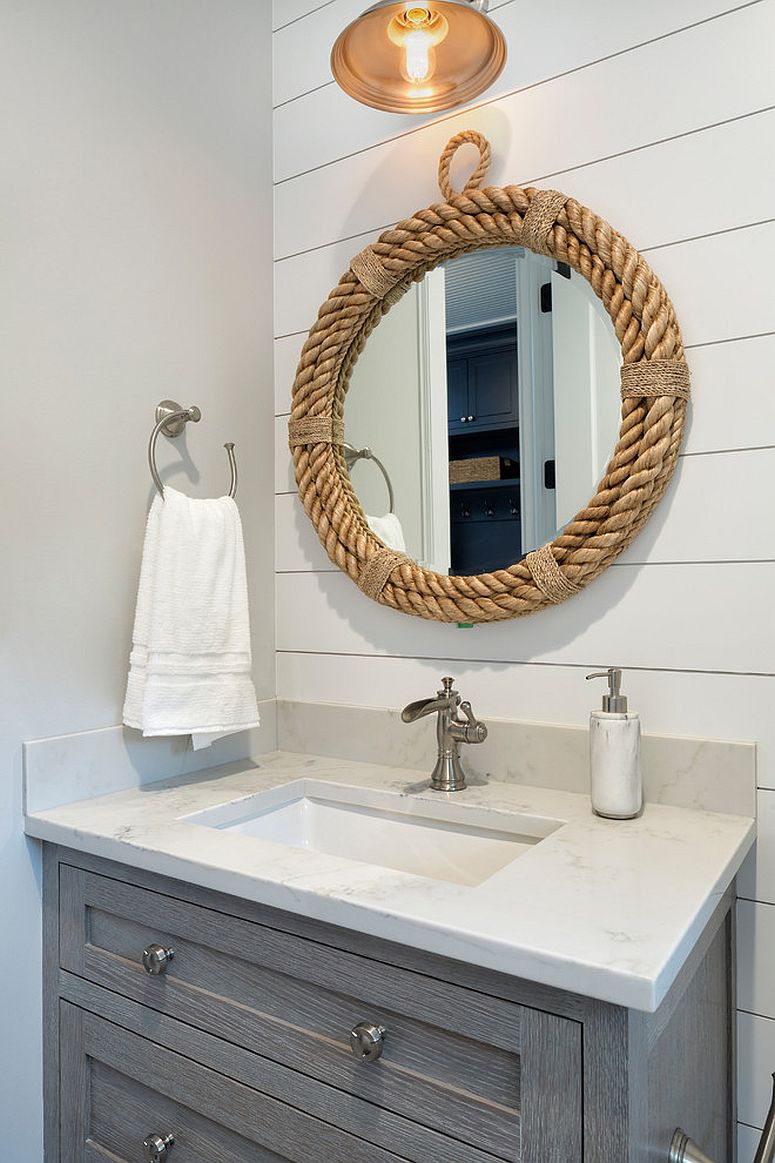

[345,245,622,576]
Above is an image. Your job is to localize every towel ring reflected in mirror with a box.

[148,399,238,499]
[343,442,395,514]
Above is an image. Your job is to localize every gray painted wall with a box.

[0,1,274,1152]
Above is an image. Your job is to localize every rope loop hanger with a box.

[437,129,492,200]
[148,399,238,499]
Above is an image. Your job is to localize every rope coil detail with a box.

[289,130,690,623]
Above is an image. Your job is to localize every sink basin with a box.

[183,779,563,887]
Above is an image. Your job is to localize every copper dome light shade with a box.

[330,1,507,114]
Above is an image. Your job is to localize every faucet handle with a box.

[458,700,476,726]
[458,701,488,744]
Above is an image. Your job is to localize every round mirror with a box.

[289,131,689,623]
[344,245,622,576]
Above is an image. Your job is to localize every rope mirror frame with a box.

[289,130,690,624]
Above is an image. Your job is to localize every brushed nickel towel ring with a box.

[148,400,237,499]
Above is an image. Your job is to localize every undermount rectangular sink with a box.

[182,779,563,887]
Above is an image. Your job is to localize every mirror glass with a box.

[344,245,622,576]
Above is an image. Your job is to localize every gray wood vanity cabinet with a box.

[43,845,733,1162]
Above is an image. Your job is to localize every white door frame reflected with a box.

[517,253,556,553]
[417,268,451,574]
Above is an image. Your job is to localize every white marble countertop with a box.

[24,751,755,1012]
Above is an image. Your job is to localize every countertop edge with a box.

[25,804,755,1014]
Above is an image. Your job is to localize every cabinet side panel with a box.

[42,846,60,1161]
[647,916,731,1160]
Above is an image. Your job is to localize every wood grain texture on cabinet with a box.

[60,864,523,1158]
[51,844,592,1021]
[61,1003,409,1163]
[645,917,732,1162]
[42,831,60,1160]
[46,846,737,1162]
[520,1007,583,1161]
[61,974,498,1163]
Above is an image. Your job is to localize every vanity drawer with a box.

[60,1002,409,1163]
[59,864,582,1160]
[60,866,528,1158]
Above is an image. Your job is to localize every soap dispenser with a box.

[586,667,642,819]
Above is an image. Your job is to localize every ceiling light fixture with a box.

[331,1,507,114]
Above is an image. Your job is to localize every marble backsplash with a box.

[24,696,755,819]
[24,699,277,815]
[277,700,756,818]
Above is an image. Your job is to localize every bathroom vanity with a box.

[30,753,754,1162]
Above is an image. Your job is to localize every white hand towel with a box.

[123,487,259,744]
[366,512,406,554]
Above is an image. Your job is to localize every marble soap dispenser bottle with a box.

[586,667,642,819]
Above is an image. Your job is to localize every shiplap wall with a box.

[272,2,775,1152]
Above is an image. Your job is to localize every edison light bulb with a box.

[388,7,449,88]
[403,28,434,83]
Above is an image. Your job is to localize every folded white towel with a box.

[123,487,259,745]
[366,511,406,554]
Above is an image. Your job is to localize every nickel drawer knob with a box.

[142,943,175,976]
[350,1021,387,1063]
[143,1132,175,1161]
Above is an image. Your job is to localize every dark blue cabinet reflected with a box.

[447,322,518,435]
[446,322,521,575]
[450,481,521,575]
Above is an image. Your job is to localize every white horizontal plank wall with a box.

[272,1,775,1141]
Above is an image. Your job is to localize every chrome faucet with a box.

[401,677,488,792]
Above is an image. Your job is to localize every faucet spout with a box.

[401,697,448,724]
